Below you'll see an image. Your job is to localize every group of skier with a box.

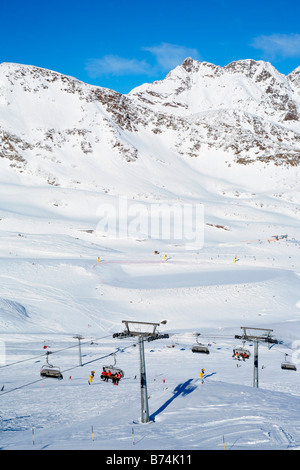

[101,368,122,385]
[88,368,122,385]
[233,351,249,361]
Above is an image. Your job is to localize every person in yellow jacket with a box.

[88,370,95,384]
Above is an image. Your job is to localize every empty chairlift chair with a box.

[281,354,297,371]
[191,334,210,354]
[40,351,63,380]
[192,344,210,354]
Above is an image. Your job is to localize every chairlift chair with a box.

[192,344,210,354]
[191,333,210,354]
[281,354,297,371]
[40,351,64,380]
[101,353,124,380]
[232,347,251,360]
[101,365,125,379]
[40,364,64,380]
[40,352,63,380]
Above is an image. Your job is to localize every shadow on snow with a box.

[150,378,197,422]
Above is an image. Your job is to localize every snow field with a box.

[0,231,299,449]
[1,331,299,450]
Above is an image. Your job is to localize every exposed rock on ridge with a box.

[1,58,300,188]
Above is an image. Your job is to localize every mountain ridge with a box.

[1,58,300,192]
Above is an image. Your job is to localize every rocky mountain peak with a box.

[181,57,198,72]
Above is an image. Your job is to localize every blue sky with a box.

[1,0,300,94]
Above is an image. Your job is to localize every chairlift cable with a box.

[80,342,136,367]
[0,375,50,396]
[259,342,295,356]
[0,352,48,369]
[0,329,295,397]
[0,340,136,398]
[0,333,112,369]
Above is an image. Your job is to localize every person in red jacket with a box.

[115,372,121,385]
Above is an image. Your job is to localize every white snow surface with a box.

[1,185,299,451]
[0,60,300,451]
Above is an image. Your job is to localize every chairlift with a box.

[281,354,297,371]
[191,333,210,354]
[192,344,210,354]
[40,351,63,380]
[101,353,124,380]
[232,346,251,361]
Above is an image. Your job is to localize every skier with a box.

[115,372,121,385]
[199,368,205,383]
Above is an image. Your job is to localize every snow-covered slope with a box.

[0,59,300,451]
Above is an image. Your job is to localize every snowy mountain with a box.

[0,59,300,451]
[1,57,300,192]
[1,58,300,244]
[130,57,300,165]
